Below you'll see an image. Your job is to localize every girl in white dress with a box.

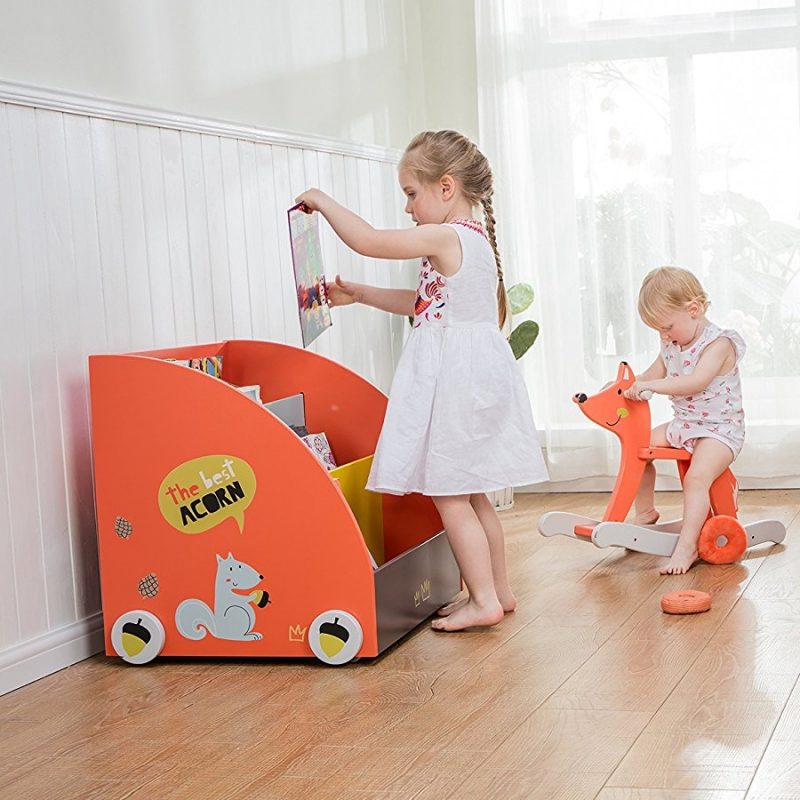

[296,130,548,631]
[624,266,746,575]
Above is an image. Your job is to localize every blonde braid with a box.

[482,195,509,329]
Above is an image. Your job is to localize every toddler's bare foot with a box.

[437,589,517,616]
[431,599,504,632]
[635,508,660,525]
[659,542,699,575]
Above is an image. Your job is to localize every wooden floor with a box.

[2,490,800,800]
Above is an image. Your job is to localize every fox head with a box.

[573,362,651,448]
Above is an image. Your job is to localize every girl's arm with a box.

[328,274,416,316]
[295,189,460,273]
[633,338,734,398]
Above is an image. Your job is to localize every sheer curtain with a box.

[476,0,800,488]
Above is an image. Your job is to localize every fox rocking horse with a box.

[537,362,786,561]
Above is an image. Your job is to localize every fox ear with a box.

[615,362,628,382]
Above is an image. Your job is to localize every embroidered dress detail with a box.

[660,323,746,457]
[367,219,549,496]
[413,259,448,327]
[451,218,488,239]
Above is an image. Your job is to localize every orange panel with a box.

[89,341,445,661]
[90,350,378,658]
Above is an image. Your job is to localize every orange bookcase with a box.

[88,340,460,665]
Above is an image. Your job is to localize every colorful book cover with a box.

[288,202,332,348]
[300,432,338,471]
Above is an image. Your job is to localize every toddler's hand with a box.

[294,188,327,213]
[326,275,360,307]
[624,382,651,401]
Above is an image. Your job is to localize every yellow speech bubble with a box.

[158,455,256,534]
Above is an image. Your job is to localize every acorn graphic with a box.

[319,617,349,658]
[250,589,271,608]
[121,618,151,658]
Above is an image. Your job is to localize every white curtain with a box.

[476,0,800,489]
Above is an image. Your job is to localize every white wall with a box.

[0,0,479,150]
[0,0,480,694]
[418,1,479,139]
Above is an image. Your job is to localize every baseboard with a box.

[0,613,105,696]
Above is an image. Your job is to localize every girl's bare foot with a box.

[437,596,468,616]
[437,589,517,616]
[660,542,699,575]
[431,599,504,632]
[635,508,660,525]
[496,587,517,614]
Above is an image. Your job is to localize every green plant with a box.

[507,283,540,360]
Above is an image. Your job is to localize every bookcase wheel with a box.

[308,610,363,665]
[110,610,166,664]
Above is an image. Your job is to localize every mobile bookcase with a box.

[89,340,460,666]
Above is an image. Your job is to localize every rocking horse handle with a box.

[640,389,653,400]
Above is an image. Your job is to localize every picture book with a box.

[288,202,332,347]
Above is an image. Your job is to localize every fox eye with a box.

[617,389,622,394]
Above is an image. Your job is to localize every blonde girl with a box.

[296,130,548,631]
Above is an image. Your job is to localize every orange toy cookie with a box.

[660,590,712,615]
[698,515,747,564]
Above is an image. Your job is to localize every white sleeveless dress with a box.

[661,322,746,457]
[366,219,549,496]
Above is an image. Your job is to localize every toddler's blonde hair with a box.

[638,266,710,327]
[400,130,509,327]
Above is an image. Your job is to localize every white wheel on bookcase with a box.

[308,610,363,665]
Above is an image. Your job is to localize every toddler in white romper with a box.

[662,323,746,458]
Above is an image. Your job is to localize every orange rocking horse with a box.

[537,362,786,560]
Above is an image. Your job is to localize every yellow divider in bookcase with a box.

[330,455,384,567]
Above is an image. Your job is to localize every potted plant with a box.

[489,282,540,511]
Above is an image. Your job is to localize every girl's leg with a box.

[430,494,504,631]
[634,423,670,525]
[438,493,516,617]
[660,438,734,575]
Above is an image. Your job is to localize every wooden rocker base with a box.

[537,512,787,560]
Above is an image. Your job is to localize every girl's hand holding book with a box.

[327,275,361,307]
[294,188,328,213]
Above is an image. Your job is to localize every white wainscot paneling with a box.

[0,81,411,695]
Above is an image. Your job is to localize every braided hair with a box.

[400,130,509,328]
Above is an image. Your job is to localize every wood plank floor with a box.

[2,490,799,800]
